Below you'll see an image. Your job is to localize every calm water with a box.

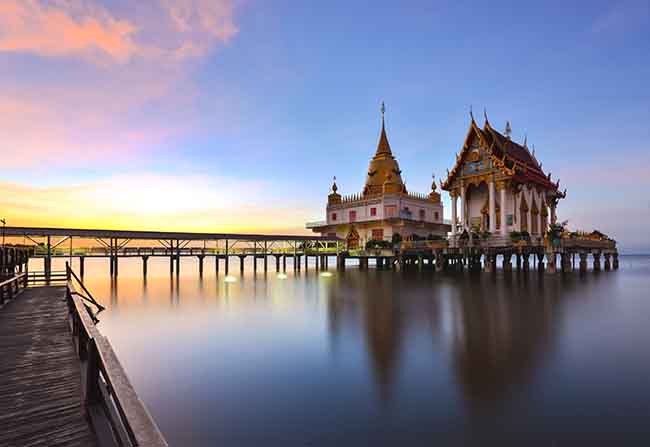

[37,256,650,446]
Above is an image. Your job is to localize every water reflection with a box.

[33,256,650,445]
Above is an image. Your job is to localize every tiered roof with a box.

[442,116,564,195]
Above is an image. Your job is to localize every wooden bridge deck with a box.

[0,286,98,447]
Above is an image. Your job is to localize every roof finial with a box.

[504,121,512,139]
[469,104,475,122]
[523,134,528,148]
[431,173,437,191]
[483,108,489,125]
[331,176,338,193]
[380,101,385,122]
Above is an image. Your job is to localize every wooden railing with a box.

[65,264,167,447]
[0,273,28,305]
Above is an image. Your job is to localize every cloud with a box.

[0,174,314,235]
[0,0,238,64]
[0,0,240,168]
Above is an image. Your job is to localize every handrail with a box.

[66,271,168,447]
[0,273,28,305]
[65,263,105,312]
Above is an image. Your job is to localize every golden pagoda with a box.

[307,103,450,248]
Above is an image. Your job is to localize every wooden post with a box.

[253,242,257,274]
[85,338,100,406]
[143,256,148,277]
[593,252,601,271]
[225,239,229,275]
[264,241,268,272]
[579,251,588,273]
[198,255,204,277]
[239,256,245,274]
[80,256,85,278]
[46,235,52,280]
[613,252,619,270]
[215,255,220,276]
[175,240,180,276]
[169,239,174,275]
[503,252,512,272]
[293,242,298,271]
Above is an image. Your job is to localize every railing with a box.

[26,270,69,286]
[33,245,343,257]
[65,264,167,447]
[0,273,28,305]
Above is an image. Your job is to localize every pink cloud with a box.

[0,0,138,63]
[0,0,238,64]
[0,0,240,167]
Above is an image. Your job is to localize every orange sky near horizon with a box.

[0,177,316,236]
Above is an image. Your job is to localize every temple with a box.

[307,104,450,248]
[441,111,566,245]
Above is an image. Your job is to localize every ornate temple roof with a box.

[363,105,406,196]
[442,115,564,195]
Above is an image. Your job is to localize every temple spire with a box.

[375,101,392,157]
[504,121,512,139]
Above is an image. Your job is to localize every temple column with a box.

[499,182,507,237]
[526,196,532,234]
[460,183,467,231]
[550,204,557,225]
[451,192,458,236]
[488,179,496,233]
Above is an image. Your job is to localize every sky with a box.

[1,0,649,252]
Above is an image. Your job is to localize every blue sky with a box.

[1,0,649,251]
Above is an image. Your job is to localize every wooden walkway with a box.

[0,286,98,447]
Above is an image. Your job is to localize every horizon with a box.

[2,0,649,253]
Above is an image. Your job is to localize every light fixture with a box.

[224,275,237,283]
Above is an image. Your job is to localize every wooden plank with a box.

[0,286,98,447]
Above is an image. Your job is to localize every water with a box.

[37,256,650,445]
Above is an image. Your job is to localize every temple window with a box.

[419,209,425,220]
[384,205,397,217]
[370,207,377,217]
[331,212,337,221]
[434,211,439,221]
[349,210,357,222]
[371,229,384,240]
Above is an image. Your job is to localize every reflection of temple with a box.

[448,276,557,403]
[326,271,570,405]
[442,113,566,240]
[326,273,407,397]
[308,104,449,248]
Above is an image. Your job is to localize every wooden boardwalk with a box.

[0,286,98,447]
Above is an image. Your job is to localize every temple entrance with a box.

[346,226,360,249]
[467,182,489,232]
[520,195,529,232]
